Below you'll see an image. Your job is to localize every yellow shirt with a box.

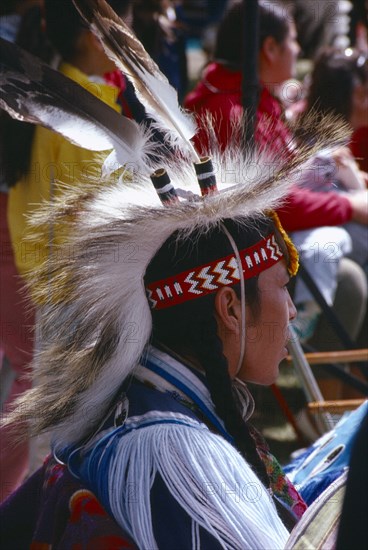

[7,63,121,279]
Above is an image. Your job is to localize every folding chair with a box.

[287,327,368,434]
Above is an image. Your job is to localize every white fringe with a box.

[107,417,289,549]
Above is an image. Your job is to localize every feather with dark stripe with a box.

[72,0,199,160]
[0,37,153,173]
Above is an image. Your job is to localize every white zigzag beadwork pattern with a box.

[146,234,283,309]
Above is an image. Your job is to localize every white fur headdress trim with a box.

[10,114,350,446]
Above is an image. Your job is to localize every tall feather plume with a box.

[72,0,199,161]
[2,110,352,446]
[0,10,352,445]
[0,37,155,174]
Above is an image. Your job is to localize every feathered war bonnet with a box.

[0,0,350,447]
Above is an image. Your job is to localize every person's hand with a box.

[332,147,366,190]
[345,190,368,224]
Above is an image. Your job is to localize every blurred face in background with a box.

[260,20,300,87]
[273,21,300,83]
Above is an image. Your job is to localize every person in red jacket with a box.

[184,3,367,232]
[184,0,367,388]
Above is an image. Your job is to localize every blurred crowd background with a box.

[0,0,367,503]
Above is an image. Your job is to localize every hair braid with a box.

[192,309,270,487]
[145,219,283,488]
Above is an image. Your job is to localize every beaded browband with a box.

[147,162,299,311]
[146,233,284,310]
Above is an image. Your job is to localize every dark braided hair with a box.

[192,307,269,486]
[144,216,290,487]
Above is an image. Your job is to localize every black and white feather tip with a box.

[72,0,199,161]
[0,37,153,175]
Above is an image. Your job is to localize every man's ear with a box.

[261,35,279,64]
[214,287,241,334]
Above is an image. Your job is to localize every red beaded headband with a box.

[146,233,284,310]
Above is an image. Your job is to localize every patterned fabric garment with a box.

[0,347,305,549]
[60,347,293,548]
[0,455,136,550]
[123,350,307,520]
[249,426,307,519]
[133,347,307,521]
